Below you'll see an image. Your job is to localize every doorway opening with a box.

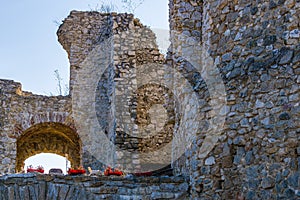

[16,122,81,173]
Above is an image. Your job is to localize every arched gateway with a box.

[16,122,81,172]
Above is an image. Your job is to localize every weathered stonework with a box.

[0,11,172,175]
[0,174,188,200]
[56,11,173,172]
[0,79,76,173]
[168,0,300,199]
[0,0,299,199]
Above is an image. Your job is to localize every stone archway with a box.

[16,122,81,172]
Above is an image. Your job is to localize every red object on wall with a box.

[68,168,86,175]
[104,167,123,176]
[27,166,44,173]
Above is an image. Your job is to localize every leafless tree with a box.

[53,69,69,96]
[121,0,145,14]
[89,2,116,13]
[91,0,145,14]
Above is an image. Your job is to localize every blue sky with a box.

[0,0,169,95]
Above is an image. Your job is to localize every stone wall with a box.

[169,0,300,199]
[0,11,175,175]
[0,79,76,173]
[0,174,188,200]
[112,16,171,172]
[57,11,174,172]
[0,1,299,199]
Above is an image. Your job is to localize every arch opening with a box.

[24,153,71,174]
[16,122,81,173]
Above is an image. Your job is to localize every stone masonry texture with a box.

[0,0,299,199]
[168,0,300,199]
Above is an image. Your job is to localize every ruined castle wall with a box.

[58,11,116,170]
[113,17,173,172]
[167,0,204,178]
[0,79,73,173]
[0,174,188,200]
[57,11,174,172]
[170,0,300,199]
[113,15,159,171]
[1,10,177,175]
[0,1,299,198]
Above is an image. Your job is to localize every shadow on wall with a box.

[82,151,106,170]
